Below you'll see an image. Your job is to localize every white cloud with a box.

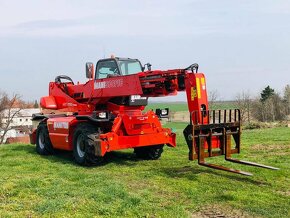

[0,0,289,101]
[1,0,288,39]
[0,0,220,38]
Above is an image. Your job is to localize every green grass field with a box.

[146,101,236,112]
[0,126,289,217]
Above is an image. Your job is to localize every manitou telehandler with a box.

[30,57,278,176]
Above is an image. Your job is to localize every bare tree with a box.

[251,98,263,121]
[284,84,290,116]
[235,91,251,123]
[0,92,9,129]
[208,89,220,110]
[0,92,23,144]
[251,92,287,122]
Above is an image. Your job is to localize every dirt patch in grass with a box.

[192,205,256,218]
[171,111,189,122]
[277,190,290,197]
[173,165,193,173]
[250,144,290,151]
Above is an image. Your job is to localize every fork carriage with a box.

[183,109,278,176]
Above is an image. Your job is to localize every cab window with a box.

[118,60,142,75]
[96,60,120,79]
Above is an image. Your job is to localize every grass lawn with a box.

[0,126,289,217]
[146,101,236,112]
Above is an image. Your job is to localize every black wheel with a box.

[73,123,104,166]
[36,122,54,155]
[134,144,164,160]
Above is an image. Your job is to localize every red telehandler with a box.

[30,57,278,176]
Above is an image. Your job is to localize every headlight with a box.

[97,112,108,119]
[161,109,168,116]
[155,108,169,118]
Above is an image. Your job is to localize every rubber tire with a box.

[73,123,104,166]
[134,144,164,160]
[36,122,54,155]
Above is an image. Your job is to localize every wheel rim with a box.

[38,131,45,150]
[76,134,86,158]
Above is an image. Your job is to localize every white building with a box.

[1,108,40,127]
[0,108,40,143]
[0,129,17,143]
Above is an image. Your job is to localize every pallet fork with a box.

[183,109,279,176]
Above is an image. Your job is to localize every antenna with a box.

[102,46,106,58]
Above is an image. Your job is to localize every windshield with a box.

[96,60,120,79]
[118,60,142,75]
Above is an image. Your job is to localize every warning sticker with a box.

[54,122,69,129]
[196,78,201,99]
[201,77,206,90]
[191,87,197,101]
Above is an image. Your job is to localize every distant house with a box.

[0,108,40,143]
[1,108,40,128]
[0,129,17,143]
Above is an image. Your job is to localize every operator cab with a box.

[95,57,143,79]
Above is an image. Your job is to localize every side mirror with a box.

[144,63,152,71]
[86,62,94,79]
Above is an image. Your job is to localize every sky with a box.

[0,0,289,102]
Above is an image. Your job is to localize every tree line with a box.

[235,85,290,123]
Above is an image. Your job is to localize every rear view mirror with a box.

[86,62,94,79]
[144,63,152,71]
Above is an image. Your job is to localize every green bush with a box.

[243,122,269,130]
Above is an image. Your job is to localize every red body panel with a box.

[98,131,176,156]
[43,74,143,112]
[185,73,208,115]
[42,110,176,155]
[47,117,79,150]
[40,96,57,109]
